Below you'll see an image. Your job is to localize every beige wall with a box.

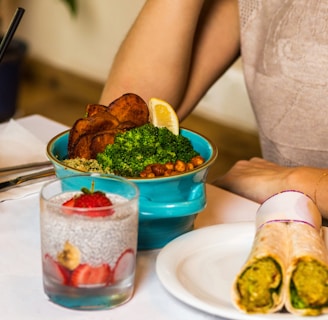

[3,0,145,81]
[3,0,256,132]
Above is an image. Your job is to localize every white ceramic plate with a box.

[156,222,328,320]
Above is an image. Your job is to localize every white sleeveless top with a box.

[238,0,328,167]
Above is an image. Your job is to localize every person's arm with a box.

[288,166,328,219]
[99,0,240,120]
[214,158,328,219]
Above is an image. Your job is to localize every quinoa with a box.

[62,157,112,174]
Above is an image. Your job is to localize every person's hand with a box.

[214,157,293,203]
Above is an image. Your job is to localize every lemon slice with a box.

[148,97,179,135]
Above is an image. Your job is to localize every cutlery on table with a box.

[0,168,55,191]
[0,161,52,173]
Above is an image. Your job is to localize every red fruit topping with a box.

[75,192,111,208]
[43,254,70,285]
[112,249,135,283]
[62,198,76,215]
[70,263,112,287]
[62,198,75,207]
[62,191,113,217]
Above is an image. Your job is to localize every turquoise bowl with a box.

[46,128,218,250]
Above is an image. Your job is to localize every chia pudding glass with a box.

[40,174,139,310]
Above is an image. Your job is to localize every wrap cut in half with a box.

[231,222,289,314]
[285,222,328,316]
[232,191,328,316]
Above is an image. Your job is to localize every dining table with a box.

[0,114,263,320]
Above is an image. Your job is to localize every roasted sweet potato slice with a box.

[108,93,149,126]
[90,129,122,159]
[69,133,93,159]
[67,93,150,160]
[117,121,138,130]
[86,104,109,117]
[68,112,119,158]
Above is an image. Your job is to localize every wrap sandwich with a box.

[232,191,328,316]
[285,222,328,316]
[231,222,288,314]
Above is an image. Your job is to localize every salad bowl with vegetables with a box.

[47,94,218,249]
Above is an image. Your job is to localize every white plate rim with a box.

[155,222,328,320]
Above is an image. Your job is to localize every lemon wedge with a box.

[148,97,179,135]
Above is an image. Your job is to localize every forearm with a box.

[215,158,328,220]
[287,167,328,220]
[100,0,240,120]
[100,0,205,106]
[176,0,240,119]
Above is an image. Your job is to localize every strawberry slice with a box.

[112,249,135,283]
[43,254,70,285]
[70,263,112,287]
[62,198,75,207]
[62,198,76,215]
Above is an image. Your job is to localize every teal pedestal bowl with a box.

[47,128,218,250]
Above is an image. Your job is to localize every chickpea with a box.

[164,169,173,176]
[174,160,186,172]
[139,171,148,178]
[140,164,152,177]
[146,172,155,178]
[191,155,205,167]
[143,165,153,173]
[151,164,166,176]
[165,162,174,170]
[186,162,194,171]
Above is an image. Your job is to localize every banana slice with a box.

[57,241,81,270]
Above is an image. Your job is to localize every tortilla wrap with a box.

[231,222,288,314]
[285,222,328,316]
[232,191,327,315]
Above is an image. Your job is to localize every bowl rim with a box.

[47,127,218,182]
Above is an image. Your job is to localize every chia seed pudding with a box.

[41,192,138,268]
[39,174,139,310]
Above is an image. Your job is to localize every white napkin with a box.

[0,119,47,167]
[0,119,54,202]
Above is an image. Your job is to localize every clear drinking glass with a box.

[40,174,139,310]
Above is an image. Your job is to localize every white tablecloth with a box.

[0,115,260,320]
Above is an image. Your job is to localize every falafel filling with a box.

[290,259,328,310]
[237,257,282,312]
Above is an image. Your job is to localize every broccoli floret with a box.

[96,123,199,177]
